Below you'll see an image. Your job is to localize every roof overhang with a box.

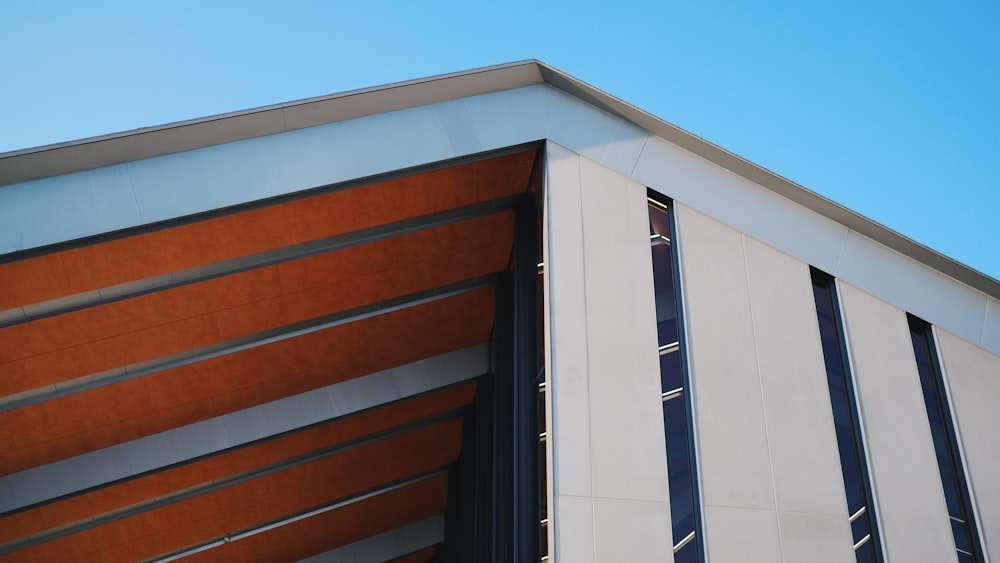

[1,59,997,299]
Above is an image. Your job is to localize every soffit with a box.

[0,149,539,561]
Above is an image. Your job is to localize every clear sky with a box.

[3,1,998,280]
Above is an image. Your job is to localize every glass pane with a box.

[674,535,698,563]
[649,205,671,238]
[811,269,881,562]
[909,316,982,561]
[649,199,701,562]
[851,515,870,543]
[660,351,683,393]
[855,541,877,563]
[951,519,972,555]
[663,398,693,535]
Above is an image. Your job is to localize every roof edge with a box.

[0,60,545,185]
[530,62,1000,299]
[2,59,998,299]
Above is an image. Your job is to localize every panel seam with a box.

[740,233,785,563]
[575,152,600,561]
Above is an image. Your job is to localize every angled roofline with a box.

[1,60,997,298]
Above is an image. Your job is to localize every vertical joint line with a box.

[740,234,785,563]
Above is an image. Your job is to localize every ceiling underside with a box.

[0,148,539,562]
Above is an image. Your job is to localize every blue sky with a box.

[3,1,998,280]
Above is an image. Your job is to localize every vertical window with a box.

[908,315,983,562]
[810,269,882,563]
[648,196,702,562]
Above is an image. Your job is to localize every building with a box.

[0,60,997,562]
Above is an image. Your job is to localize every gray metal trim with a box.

[296,514,444,563]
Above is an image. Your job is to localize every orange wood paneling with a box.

[183,476,447,563]
[0,287,493,475]
[0,381,475,544]
[0,212,513,395]
[10,420,460,563]
[0,151,535,311]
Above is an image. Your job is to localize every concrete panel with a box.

[278,105,457,192]
[125,139,293,224]
[542,87,632,166]
[598,120,650,177]
[128,105,457,225]
[592,498,673,562]
[837,231,989,349]
[981,296,1000,352]
[777,511,855,563]
[0,166,141,252]
[553,495,596,563]
[837,282,957,563]
[935,329,1000,560]
[578,158,667,504]
[742,237,849,517]
[463,85,549,151]
[673,203,776,511]
[703,506,782,563]
[432,99,484,156]
[634,136,849,276]
[544,143,593,499]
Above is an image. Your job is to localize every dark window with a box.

[648,196,702,562]
[810,269,882,562]
[908,315,983,562]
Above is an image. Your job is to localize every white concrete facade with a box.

[675,204,854,562]
[3,62,999,561]
[544,143,672,562]
[838,283,959,562]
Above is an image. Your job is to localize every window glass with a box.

[908,315,982,562]
[810,269,882,562]
[648,198,702,561]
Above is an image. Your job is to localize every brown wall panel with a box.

[0,382,475,544]
[0,151,534,311]
[11,420,461,562]
[0,287,494,474]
